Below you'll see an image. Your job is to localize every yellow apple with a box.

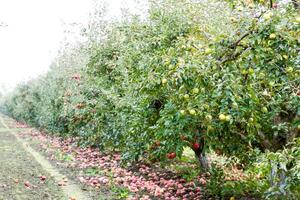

[269,33,276,39]
[189,109,196,115]
[206,114,212,121]
[184,94,190,99]
[219,114,226,121]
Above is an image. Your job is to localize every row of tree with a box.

[1,0,299,198]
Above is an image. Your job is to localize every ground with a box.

[0,114,205,200]
[0,116,91,200]
[0,124,65,200]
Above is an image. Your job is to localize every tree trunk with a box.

[194,147,210,171]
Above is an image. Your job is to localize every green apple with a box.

[262,107,268,113]
[192,88,199,94]
[248,68,254,75]
[232,102,238,108]
[189,109,196,115]
[205,48,212,54]
[219,114,226,121]
[225,115,231,122]
[206,114,212,121]
[241,69,248,75]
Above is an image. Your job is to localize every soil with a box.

[0,128,65,200]
[0,115,91,200]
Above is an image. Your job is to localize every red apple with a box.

[40,175,46,181]
[192,142,200,150]
[24,181,30,188]
[167,152,176,159]
[272,3,278,8]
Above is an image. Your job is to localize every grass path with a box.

[0,115,91,200]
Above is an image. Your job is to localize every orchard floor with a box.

[0,114,206,200]
[0,116,90,200]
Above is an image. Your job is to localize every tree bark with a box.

[197,151,210,171]
[194,145,210,171]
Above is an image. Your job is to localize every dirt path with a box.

[0,115,90,200]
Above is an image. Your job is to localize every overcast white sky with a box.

[0,0,146,92]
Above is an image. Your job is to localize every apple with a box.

[269,33,276,39]
[189,109,196,115]
[219,114,226,121]
[204,48,212,54]
[205,114,212,121]
[249,117,254,122]
[161,78,167,84]
[180,110,185,115]
[24,181,30,188]
[192,88,199,94]
[207,125,214,131]
[230,17,237,22]
[40,175,46,181]
[232,102,238,108]
[184,94,190,99]
[262,90,269,96]
[248,68,254,75]
[192,142,200,150]
[225,115,231,122]
[241,69,248,75]
[167,152,176,159]
[262,107,268,113]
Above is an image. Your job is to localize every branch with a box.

[292,0,300,9]
[220,46,252,64]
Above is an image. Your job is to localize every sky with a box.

[0,0,147,93]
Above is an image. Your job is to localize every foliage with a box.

[206,138,300,199]
[0,0,299,197]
